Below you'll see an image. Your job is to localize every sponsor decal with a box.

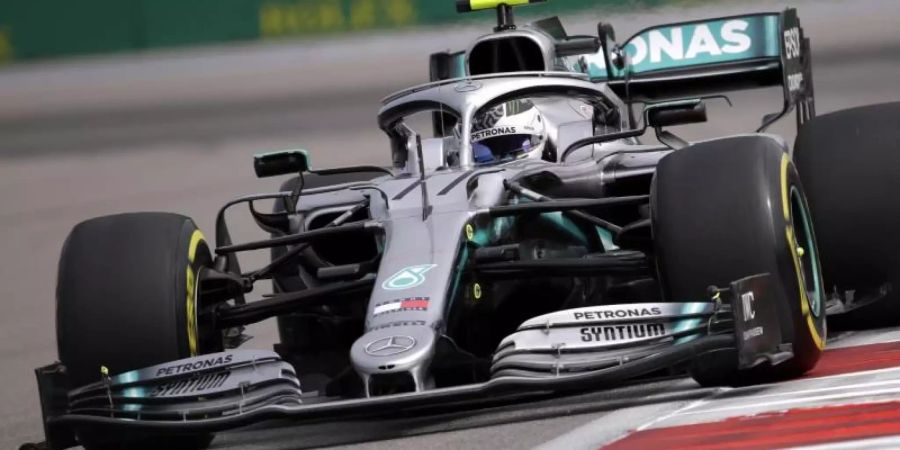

[149,371,230,397]
[580,323,666,342]
[741,291,756,322]
[472,126,518,142]
[783,27,801,60]
[783,26,804,93]
[155,354,234,377]
[572,307,662,321]
[373,297,430,316]
[382,264,436,290]
[369,320,427,331]
[585,15,781,79]
[365,335,416,356]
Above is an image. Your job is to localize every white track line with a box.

[678,386,900,416]
[827,331,900,349]
[806,365,900,381]
[727,377,900,401]
[596,388,730,448]
[791,435,900,450]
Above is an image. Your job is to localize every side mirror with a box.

[253,149,311,178]
[561,98,711,161]
[645,101,707,128]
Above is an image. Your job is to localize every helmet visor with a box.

[472,134,540,165]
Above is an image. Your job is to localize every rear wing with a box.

[584,8,814,130]
[428,8,813,131]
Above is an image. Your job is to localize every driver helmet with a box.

[469,99,549,165]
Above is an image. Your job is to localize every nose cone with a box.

[350,325,436,392]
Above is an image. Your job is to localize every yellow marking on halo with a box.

[797,247,805,257]
[465,224,475,241]
[100,365,109,376]
[473,283,482,300]
[188,230,205,263]
[781,153,825,350]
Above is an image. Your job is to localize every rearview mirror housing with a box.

[561,99,712,160]
[646,101,707,128]
[253,150,311,178]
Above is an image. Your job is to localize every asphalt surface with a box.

[2,0,900,448]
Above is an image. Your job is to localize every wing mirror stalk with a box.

[561,98,715,161]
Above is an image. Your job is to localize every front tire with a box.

[652,136,826,386]
[56,212,215,449]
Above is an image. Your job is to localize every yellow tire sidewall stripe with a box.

[781,154,825,350]
[186,229,205,356]
[188,228,204,262]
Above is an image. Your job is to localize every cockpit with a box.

[377,73,627,174]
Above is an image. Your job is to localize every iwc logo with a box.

[365,335,416,356]
[381,264,437,290]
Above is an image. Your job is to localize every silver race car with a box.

[29,1,900,449]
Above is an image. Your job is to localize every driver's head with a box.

[469,99,549,165]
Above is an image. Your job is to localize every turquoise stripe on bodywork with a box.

[542,211,589,246]
[673,302,711,344]
[447,244,470,309]
[596,227,618,251]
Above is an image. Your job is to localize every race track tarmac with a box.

[3,0,900,448]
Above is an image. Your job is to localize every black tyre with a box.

[794,102,900,327]
[56,212,215,449]
[652,136,826,386]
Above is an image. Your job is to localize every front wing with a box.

[30,274,789,450]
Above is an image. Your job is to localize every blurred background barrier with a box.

[0,0,698,63]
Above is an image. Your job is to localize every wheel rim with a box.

[790,186,824,318]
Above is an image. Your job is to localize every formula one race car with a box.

[29,1,900,449]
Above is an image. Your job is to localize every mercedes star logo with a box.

[365,335,416,356]
[454,81,482,92]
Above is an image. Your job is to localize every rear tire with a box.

[652,136,826,386]
[794,102,900,327]
[56,212,215,449]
